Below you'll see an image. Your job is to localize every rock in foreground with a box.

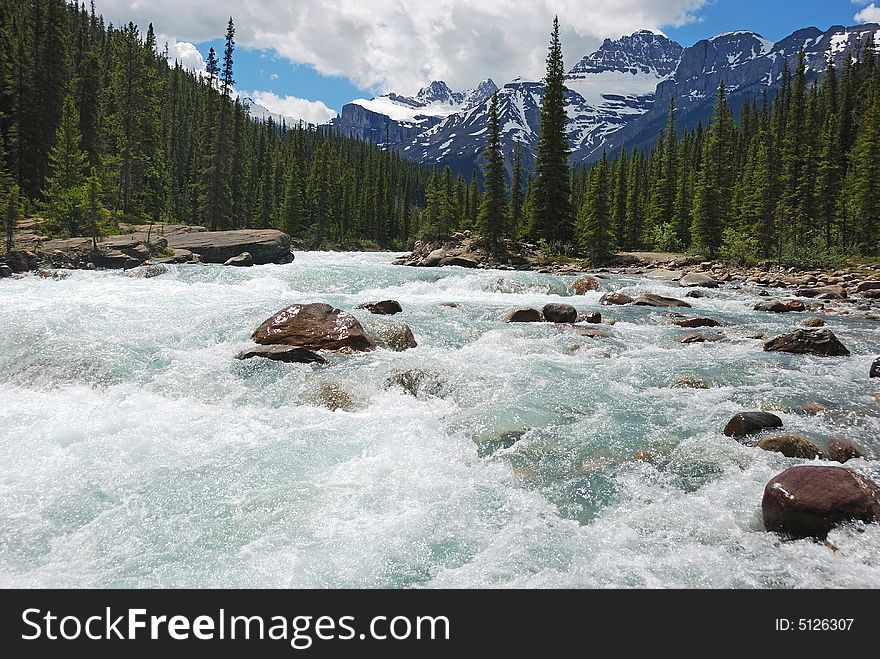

[723,411,783,438]
[252,303,376,352]
[235,345,327,365]
[762,466,880,538]
[764,329,850,357]
[372,322,418,351]
[827,439,864,464]
[167,229,294,265]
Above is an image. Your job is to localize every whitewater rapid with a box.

[1,251,878,588]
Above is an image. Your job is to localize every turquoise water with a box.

[0,251,878,588]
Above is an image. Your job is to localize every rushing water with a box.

[1,251,879,588]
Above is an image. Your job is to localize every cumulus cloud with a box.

[93,0,706,94]
[855,3,880,23]
[163,39,206,72]
[244,90,337,124]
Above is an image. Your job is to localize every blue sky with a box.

[95,0,880,122]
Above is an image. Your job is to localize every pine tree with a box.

[5,184,17,253]
[578,151,613,264]
[43,95,87,235]
[510,143,523,236]
[477,92,507,246]
[528,17,573,245]
[843,78,880,254]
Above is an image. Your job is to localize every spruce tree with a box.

[43,95,87,235]
[477,92,507,246]
[578,152,613,264]
[528,17,573,246]
[5,184,17,253]
[510,144,524,236]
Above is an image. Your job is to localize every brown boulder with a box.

[501,307,543,323]
[723,411,783,438]
[251,303,376,352]
[754,300,789,313]
[440,256,479,268]
[678,272,719,288]
[827,439,864,464]
[801,317,825,328]
[673,376,712,389]
[235,345,327,365]
[764,329,850,357]
[598,292,634,306]
[570,276,600,294]
[582,312,602,324]
[166,229,293,265]
[756,434,828,459]
[358,300,403,315]
[542,303,578,323]
[786,300,806,312]
[762,466,880,538]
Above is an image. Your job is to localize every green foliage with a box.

[718,227,760,267]
[651,222,685,254]
[477,92,508,246]
[777,237,844,269]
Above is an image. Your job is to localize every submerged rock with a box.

[762,466,880,538]
[723,411,783,438]
[678,272,719,288]
[801,317,826,328]
[358,300,403,315]
[582,312,602,324]
[679,333,723,344]
[252,303,376,352]
[474,429,529,457]
[827,439,864,464]
[501,307,543,323]
[633,293,692,308]
[125,264,168,279]
[673,376,712,389]
[223,252,254,267]
[235,345,327,365]
[598,292,634,306]
[685,290,706,299]
[570,276,600,294]
[756,434,828,460]
[764,329,850,357]
[385,369,444,398]
[372,322,418,351]
[754,300,790,313]
[542,303,578,323]
[312,382,357,411]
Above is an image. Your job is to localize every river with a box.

[1,251,878,587]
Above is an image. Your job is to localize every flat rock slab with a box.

[672,317,721,328]
[763,466,880,538]
[167,230,294,265]
[236,345,327,365]
[599,292,634,306]
[678,272,719,288]
[633,293,692,308]
[645,269,684,281]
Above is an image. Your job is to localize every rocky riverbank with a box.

[0,220,295,277]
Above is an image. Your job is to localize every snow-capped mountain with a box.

[326,23,880,174]
[329,79,498,145]
[576,23,880,161]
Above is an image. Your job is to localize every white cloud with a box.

[163,39,206,73]
[269,73,279,80]
[93,0,707,94]
[245,90,337,124]
[855,3,880,23]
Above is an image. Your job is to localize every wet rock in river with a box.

[756,434,828,460]
[570,276,601,294]
[801,317,826,328]
[762,466,880,538]
[723,411,783,438]
[542,303,578,323]
[672,376,712,389]
[501,307,543,323]
[385,369,445,398]
[754,299,790,313]
[236,345,327,365]
[633,293,692,308]
[764,329,850,357]
[672,317,721,328]
[252,303,376,353]
[372,322,418,352]
[312,382,357,411]
[827,439,864,464]
[871,357,880,378]
[599,292,634,306]
[223,252,254,267]
[358,300,403,315]
[581,312,602,324]
[678,272,719,288]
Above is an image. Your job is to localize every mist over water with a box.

[1,251,879,588]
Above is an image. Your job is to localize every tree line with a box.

[423,19,880,265]
[0,1,429,249]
